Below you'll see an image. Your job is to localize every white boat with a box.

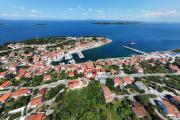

[129,42,135,45]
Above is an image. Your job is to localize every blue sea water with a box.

[0,20,180,61]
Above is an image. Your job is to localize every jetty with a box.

[123,46,146,54]
[77,51,85,58]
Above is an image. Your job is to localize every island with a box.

[94,21,140,25]
[35,23,48,26]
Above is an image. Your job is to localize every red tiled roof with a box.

[123,76,133,84]
[102,86,113,103]
[68,71,75,77]
[113,77,123,86]
[0,93,11,103]
[43,75,51,81]
[25,113,46,120]
[0,71,6,77]
[11,89,30,97]
[39,88,46,96]
[163,101,179,117]
[0,80,11,89]
[30,96,43,107]
[68,80,80,88]
[132,107,147,118]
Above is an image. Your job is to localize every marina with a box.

[64,54,73,60]
[77,51,85,58]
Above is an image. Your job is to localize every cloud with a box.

[141,9,179,18]
[97,10,104,14]
[31,9,42,14]
[68,8,74,11]
[88,8,92,12]
[0,12,20,17]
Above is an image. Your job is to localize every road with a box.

[96,73,180,79]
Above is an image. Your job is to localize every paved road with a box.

[26,79,67,89]
[96,73,180,79]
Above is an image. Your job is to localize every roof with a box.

[11,89,30,97]
[68,80,80,88]
[0,93,11,103]
[43,75,51,81]
[0,71,6,77]
[132,107,147,118]
[134,65,143,71]
[113,77,123,86]
[0,80,11,89]
[30,96,43,107]
[102,86,113,103]
[161,100,179,118]
[123,76,133,83]
[133,101,143,107]
[25,113,45,120]
[39,88,46,96]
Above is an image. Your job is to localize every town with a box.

[0,36,180,120]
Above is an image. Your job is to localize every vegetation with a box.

[22,75,43,87]
[140,61,169,73]
[5,96,30,112]
[44,84,65,100]
[46,81,137,120]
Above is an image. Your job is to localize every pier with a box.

[123,46,146,54]
[77,51,85,58]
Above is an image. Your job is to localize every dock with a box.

[77,51,85,58]
[123,46,146,54]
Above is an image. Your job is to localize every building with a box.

[132,101,147,118]
[29,96,43,108]
[156,100,180,119]
[43,75,51,81]
[113,77,123,87]
[0,80,12,90]
[170,96,180,109]
[25,113,46,120]
[134,81,148,91]
[133,65,144,74]
[15,69,26,80]
[0,93,11,104]
[68,80,81,89]
[170,65,180,73]
[11,89,31,99]
[102,86,114,103]
[123,76,133,86]
[68,71,75,77]
[0,71,6,79]
[39,88,46,96]
[99,78,106,85]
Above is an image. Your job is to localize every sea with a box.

[0,20,180,62]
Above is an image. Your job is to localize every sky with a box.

[0,0,180,22]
